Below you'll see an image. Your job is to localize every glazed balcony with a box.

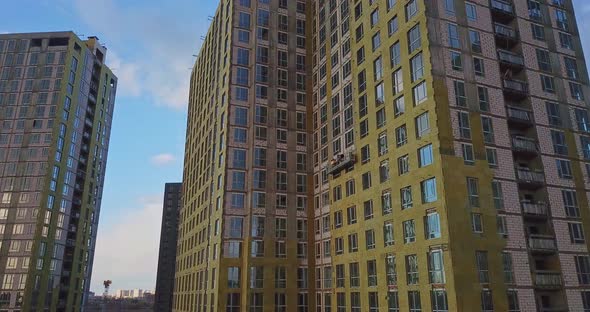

[534,271,563,289]
[529,235,557,253]
[490,0,515,21]
[522,201,548,217]
[503,79,529,100]
[516,169,545,189]
[498,49,524,71]
[512,136,539,157]
[327,152,357,175]
[494,23,519,42]
[507,106,533,127]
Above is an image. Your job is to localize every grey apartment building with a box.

[0,32,117,311]
[155,182,182,312]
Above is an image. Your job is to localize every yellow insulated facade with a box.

[175,0,590,311]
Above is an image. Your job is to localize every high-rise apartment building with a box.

[177,0,590,311]
[156,182,182,312]
[0,32,117,311]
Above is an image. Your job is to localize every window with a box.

[458,111,471,139]
[380,160,390,183]
[401,186,413,210]
[454,80,466,106]
[227,293,241,312]
[473,57,485,76]
[502,252,514,284]
[556,159,572,179]
[411,53,424,82]
[472,213,483,233]
[418,144,433,167]
[421,177,437,203]
[541,75,555,93]
[481,117,494,143]
[366,230,376,250]
[451,51,462,71]
[382,191,392,214]
[550,130,567,156]
[536,49,551,71]
[575,256,590,285]
[431,289,448,312]
[466,2,477,21]
[569,222,585,244]
[413,82,427,105]
[481,290,494,312]
[406,255,419,285]
[408,291,421,312]
[390,41,401,67]
[507,290,520,312]
[492,181,504,210]
[470,30,481,53]
[388,16,399,36]
[349,262,360,286]
[448,24,460,48]
[368,292,379,312]
[426,212,441,239]
[531,23,545,41]
[467,177,479,207]
[408,25,421,53]
[395,126,407,147]
[384,222,395,246]
[546,102,561,126]
[367,260,378,286]
[379,132,389,155]
[362,172,372,189]
[476,251,489,283]
[571,82,585,101]
[406,0,418,21]
[429,249,445,284]
[228,267,241,288]
[347,206,357,225]
[398,155,409,175]
[416,112,429,138]
[403,220,416,243]
[563,190,580,217]
[462,144,475,165]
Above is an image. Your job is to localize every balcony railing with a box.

[516,169,545,188]
[507,106,533,126]
[512,136,538,154]
[327,152,357,175]
[491,0,514,16]
[503,79,528,93]
[498,50,524,67]
[534,271,563,288]
[494,23,519,40]
[529,236,557,252]
[522,201,548,216]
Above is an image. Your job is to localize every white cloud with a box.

[106,51,142,97]
[70,0,202,110]
[91,195,163,293]
[150,153,176,166]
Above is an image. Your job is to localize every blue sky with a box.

[2,0,590,294]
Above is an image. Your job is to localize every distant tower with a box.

[155,183,182,312]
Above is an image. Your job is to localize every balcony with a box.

[516,169,545,189]
[512,136,538,157]
[534,271,563,289]
[502,79,529,100]
[490,0,515,21]
[498,49,524,71]
[494,23,519,41]
[529,235,557,253]
[327,152,357,175]
[522,201,548,217]
[506,106,533,127]
[539,307,568,312]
